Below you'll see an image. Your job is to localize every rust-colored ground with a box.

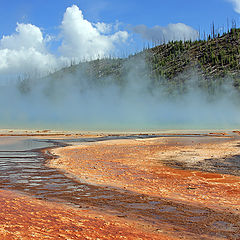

[50,135,240,239]
[0,189,166,240]
[0,132,240,239]
[51,137,240,212]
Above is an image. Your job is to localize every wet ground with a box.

[0,134,239,239]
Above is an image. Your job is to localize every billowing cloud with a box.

[59,5,128,60]
[133,23,199,43]
[0,23,58,77]
[0,5,128,80]
[227,0,240,13]
[0,5,200,81]
[94,22,112,34]
[0,23,44,51]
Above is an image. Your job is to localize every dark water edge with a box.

[0,134,238,203]
[0,133,238,203]
[0,135,170,208]
[0,135,239,239]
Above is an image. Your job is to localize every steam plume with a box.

[1,57,240,131]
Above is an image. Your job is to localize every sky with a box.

[1,0,240,130]
[0,0,240,78]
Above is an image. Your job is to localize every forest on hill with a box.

[18,27,240,97]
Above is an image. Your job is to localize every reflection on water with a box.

[0,136,238,239]
[0,134,234,207]
[0,137,55,151]
[0,135,183,217]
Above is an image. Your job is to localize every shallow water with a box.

[0,135,202,208]
[0,137,55,151]
[0,135,238,239]
[0,134,234,205]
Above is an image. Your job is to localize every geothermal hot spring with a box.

[0,57,240,131]
[0,60,240,239]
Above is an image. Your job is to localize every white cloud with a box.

[133,23,199,43]
[94,22,112,34]
[0,23,58,77]
[0,23,44,51]
[228,0,240,13]
[0,5,128,80]
[59,5,128,60]
[0,5,200,81]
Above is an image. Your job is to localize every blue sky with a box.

[0,0,240,78]
[1,0,240,130]
[0,0,239,36]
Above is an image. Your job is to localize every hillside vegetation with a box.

[147,28,240,86]
[18,28,240,95]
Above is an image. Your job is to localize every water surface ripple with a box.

[0,136,239,239]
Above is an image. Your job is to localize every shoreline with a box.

[0,131,239,239]
[49,136,240,209]
[0,135,166,239]
[0,128,238,136]
[48,133,240,239]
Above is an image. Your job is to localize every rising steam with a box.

[0,5,240,131]
[0,55,240,131]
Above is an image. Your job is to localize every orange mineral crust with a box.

[48,136,240,239]
[1,133,239,239]
[0,189,169,240]
[50,138,240,212]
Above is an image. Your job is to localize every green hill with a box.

[147,28,240,84]
[18,28,240,95]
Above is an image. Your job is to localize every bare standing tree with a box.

[227,17,229,33]
[211,21,215,38]
[232,19,236,29]
[198,26,201,41]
